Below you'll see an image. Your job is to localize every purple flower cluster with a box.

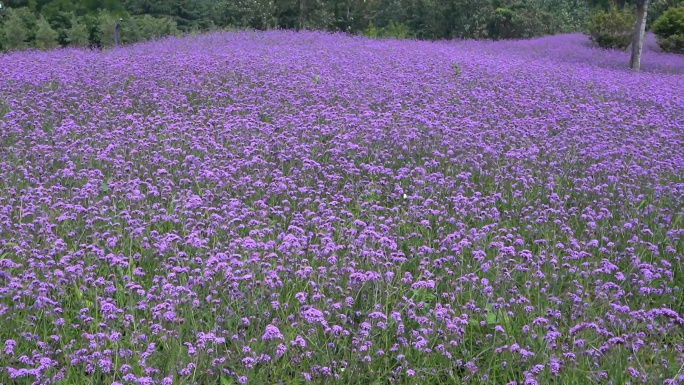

[0,30,682,384]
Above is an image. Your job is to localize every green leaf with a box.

[220,377,232,385]
[486,311,498,325]
[636,198,649,211]
[101,180,108,194]
[483,303,511,325]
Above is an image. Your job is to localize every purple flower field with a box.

[0,30,683,385]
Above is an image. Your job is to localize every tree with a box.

[122,0,216,31]
[34,15,59,48]
[134,14,180,40]
[647,0,683,27]
[586,0,655,70]
[66,14,90,46]
[651,3,684,53]
[0,8,30,50]
[588,5,635,48]
[95,10,119,46]
[630,0,649,70]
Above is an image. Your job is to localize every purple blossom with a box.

[262,324,284,341]
[0,29,681,385]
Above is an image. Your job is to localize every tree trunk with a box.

[629,0,649,71]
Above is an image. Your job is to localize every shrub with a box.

[95,12,121,47]
[363,21,411,39]
[34,16,59,49]
[119,18,142,44]
[382,21,411,39]
[647,0,683,27]
[66,15,91,47]
[0,7,36,50]
[119,15,180,44]
[515,8,555,37]
[213,0,278,30]
[487,7,516,39]
[0,9,30,50]
[588,6,635,49]
[487,6,554,40]
[134,15,180,41]
[652,4,684,53]
[657,33,684,52]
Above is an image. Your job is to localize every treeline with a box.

[0,0,184,49]
[0,0,681,50]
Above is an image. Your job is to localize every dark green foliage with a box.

[363,21,411,39]
[1,0,129,50]
[652,3,684,36]
[206,0,589,40]
[65,14,90,46]
[487,6,555,40]
[588,6,635,49]
[542,0,590,32]
[119,15,142,42]
[123,0,215,31]
[446,0,493,38]
[512,8,555,38]
[36,0,127,45]
[39,0,80,45]
[9,5,38,40]
[121,14,180,43]
[0,0,597,50]
[94,10,119,46]
[652,4,684,52]
[34,14,58,48]
[648,0,683,27]
[8,0,127,16]
[584,0,633,10]
[211,0,278,30]
[488,7,515,39]
[657,32,684,52]
[0,7,32,50]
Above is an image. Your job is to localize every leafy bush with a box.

[119,15,180,44]
[0,8,33,50]
[133,15,180,41]
[212,0,278,30]
[588,6,635,49]
[647,0,683,27]
[487,7,515,39]
[381,21,411,39]
[487,6,554,40]
[363,21,412,39]
[34,16,59,49]
[546,0,592,33]
[652,4,684,53]
[514,8,555,37]
[122,15,180,44]
[119,18,141,44]
[95,11,121,47]
[652,4,684,36]
[657,33,684,52]
[66,15,91,47]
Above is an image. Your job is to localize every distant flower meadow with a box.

[0,30,683,385]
